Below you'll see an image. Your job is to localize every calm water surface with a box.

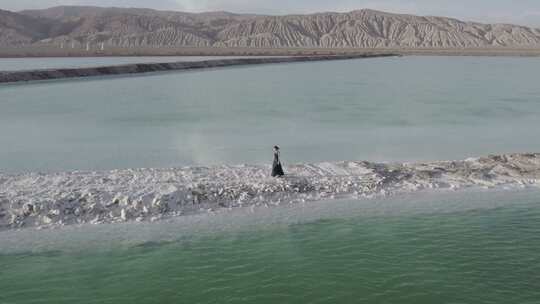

[1,57,540,303]
[1,189,539,303]
[0,56,539,172]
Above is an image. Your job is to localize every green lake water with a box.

[1,190,539,303]
[1,56,540,303]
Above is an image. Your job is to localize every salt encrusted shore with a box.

[1,153,539,230]
[0,54,395,83]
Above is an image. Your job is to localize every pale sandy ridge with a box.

[1,153,539,231]
[1,46,540,58]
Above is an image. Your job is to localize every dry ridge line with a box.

[0,54,396,83]
[3,7,540,49]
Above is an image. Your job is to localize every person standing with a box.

[271,146,285,177]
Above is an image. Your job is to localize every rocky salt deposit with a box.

[1,153,539,230]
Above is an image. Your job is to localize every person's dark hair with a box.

[274,146,280,150]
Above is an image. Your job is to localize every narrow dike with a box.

[0,54,397,83]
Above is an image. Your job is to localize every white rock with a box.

[48,209,60,216]
[41,216,52,224]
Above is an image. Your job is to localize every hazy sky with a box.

[2,0,540,27]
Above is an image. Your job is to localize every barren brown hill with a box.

[0,9,53,45]
[2,6,540,48]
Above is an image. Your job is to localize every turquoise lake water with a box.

[1,56,539,173]
[1,56,540,303]
[1,189,540,303]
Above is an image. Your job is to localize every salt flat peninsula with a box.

[1,153,539,230]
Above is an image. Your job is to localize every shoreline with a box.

[2,188,538,254]
[0,54,396,83]
[1,46,540,58]
[1,153,539,231]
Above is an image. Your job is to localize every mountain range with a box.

[1,6,540,48]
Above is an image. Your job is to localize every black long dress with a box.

[271,151,285,177]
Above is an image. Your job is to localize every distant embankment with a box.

[0,54,395,84]
[1,46,539,58]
